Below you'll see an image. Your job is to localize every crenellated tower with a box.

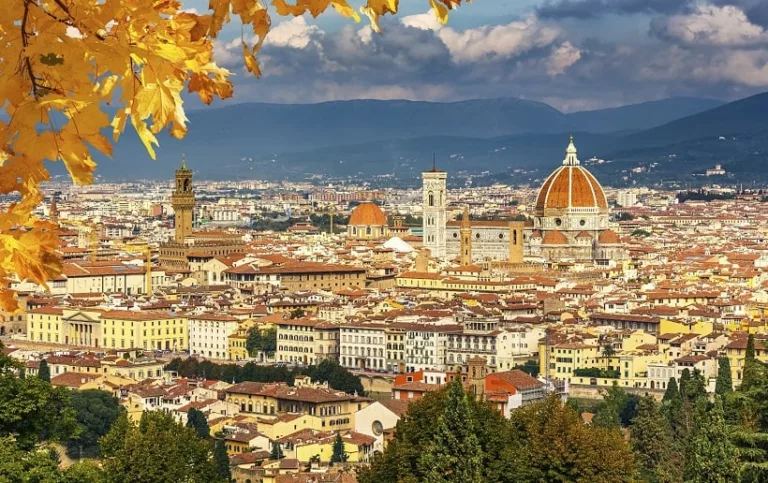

[171,156,194,243]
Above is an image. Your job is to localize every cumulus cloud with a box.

[439,16,564,63]
[651,4,768,46]
[712,0,768,28]
[201,6,768,110]
[263,17,321,49]
[537,0,692,19]
[547,41,582,76]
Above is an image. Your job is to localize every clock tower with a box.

[172,156,194,244]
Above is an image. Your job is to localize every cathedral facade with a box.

[422,138,626,264]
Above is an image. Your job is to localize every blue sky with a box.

[183,0,768,111]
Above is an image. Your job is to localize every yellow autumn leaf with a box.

[429,0,449,23]
[360,0,399,33]
[243,42,262,76]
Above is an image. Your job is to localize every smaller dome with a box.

[542,230,568,245]
[575,231,593,239]
[598,229,620,244]
[349,202,387,226]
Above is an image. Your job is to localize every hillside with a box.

[87,95,725,180]
[625,91,768,148]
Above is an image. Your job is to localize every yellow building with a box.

[229,329,249,361]
[287,432,374,464]
[224,379,368,431]
[725,335,768,387]
[256,413,323,440]
[28,307,187,351]
[101,310,187,351]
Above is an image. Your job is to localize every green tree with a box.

[67,389,122,458]
[593,385,639,428]
[602,343,617,358]
[359,380,522,483]
[742,335,763,391]
[510,395,636,482]
[684,398,740,482]
[331,432,348,465]
[716,357,733,396]
[246,327,277,357]
[418,380,482,482]
[0,347,79,449]
[186,408,210,439]
[302,360,364,395]
[38,359,50,383]
[271,442,284,460]
[61,461,105,483]
[512,360,539,377]
[630,395,682,483]
[213,439,231,482]
[663,377,679,403]
[101,411,220,483]
[289,309,306,320]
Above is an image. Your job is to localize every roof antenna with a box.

[432,152,436,171]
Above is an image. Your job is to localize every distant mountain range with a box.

[71,93,768,183]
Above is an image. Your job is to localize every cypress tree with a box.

[631,395,681,482]
[684,397,740,482]
[213,439,231,482]
[270,442,284,460]
[662,377,679,403]
[38,359,50,383]
[331,432,347,464]
[418,379,483,483]
[742,335,762,391]
[715,357,733,396]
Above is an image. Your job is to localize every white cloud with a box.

[400,10,444,31]
[547,41,582,76]
[438,16,563,63]
[653,5,768,46]
[263,16,321,49]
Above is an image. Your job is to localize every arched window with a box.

[513,229,518,245]
[366,227,372,235]
[428,191,434,207]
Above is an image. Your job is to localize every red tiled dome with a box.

[349,202,387,226]
[575,231,593,239]
[598,229,620,244]
[535,138,608,216]
[542,230,568,245]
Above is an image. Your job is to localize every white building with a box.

[354,400,408,454]
[340,323,387,370]
[188,314,239,359]
[404,324,462,372]
[616,190,638,207]
[495,326,545,371]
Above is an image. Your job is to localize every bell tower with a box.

[422,156,447,259]
[460,206,472,265]
[172,156,194,244]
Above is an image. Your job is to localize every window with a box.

[428,191,434,207]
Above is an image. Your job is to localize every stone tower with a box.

[508,221,524,263]
[49,195,58,226]
[422,159,447,259]
[460,206,472,265]
[172,156,194,244]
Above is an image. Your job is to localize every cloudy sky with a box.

[184,0,768,111]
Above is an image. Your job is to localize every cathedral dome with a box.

[535,138,608,216]
[349,202,387,227]
[542,230,568,245]
[598,229,620,244]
